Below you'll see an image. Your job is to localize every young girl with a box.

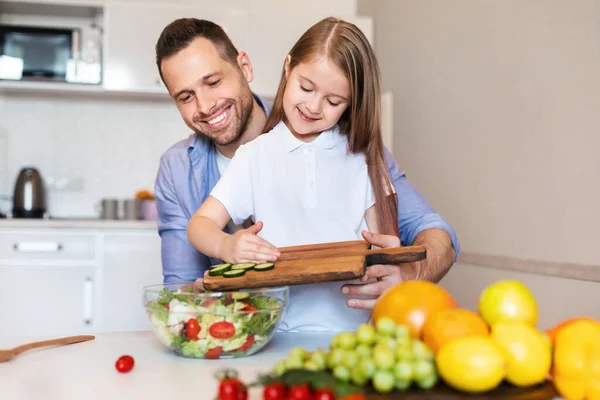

[187,17,399,332]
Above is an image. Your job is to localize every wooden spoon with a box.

[0,335,95,362]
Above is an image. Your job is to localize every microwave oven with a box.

[0,24,102,85]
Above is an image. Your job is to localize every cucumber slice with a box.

[254,263,275,272]
[231,292,250,300]
[208,264,232,276]
[231,263,256,271]
[209,263,231,270]
[223,269,246,278]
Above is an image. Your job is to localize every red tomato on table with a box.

[263,382,287,400]
[115,355,134,373]
[218,377,247,400]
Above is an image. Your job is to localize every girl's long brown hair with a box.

[263,17,399,237]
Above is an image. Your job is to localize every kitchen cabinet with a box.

[0,230,99,336]
[0,225,163,338]
[100,232,163,333]
[102,2,248,94]
[102,2,372,97]
[0,264,96,336]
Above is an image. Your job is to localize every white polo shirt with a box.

[210,121,374,331]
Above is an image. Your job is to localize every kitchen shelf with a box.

[0,80,173,101]
[0,0,103,18]
[0,80,275,103]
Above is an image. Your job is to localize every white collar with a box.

[276,121,342,153]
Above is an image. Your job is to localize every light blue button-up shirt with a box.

[154,94,460,283]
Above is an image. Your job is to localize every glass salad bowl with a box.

[143,282,288,359]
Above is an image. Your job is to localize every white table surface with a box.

[0,331,335,400]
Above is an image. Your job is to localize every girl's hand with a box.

[221,221,280,264]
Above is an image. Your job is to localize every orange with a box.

[422,308,489,353]
[372,280,458,339]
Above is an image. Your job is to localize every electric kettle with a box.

[12,167,47,218]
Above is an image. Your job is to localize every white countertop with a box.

[0,331,335,400]
[0,218,157,230]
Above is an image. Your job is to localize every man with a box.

[154,18,460,310]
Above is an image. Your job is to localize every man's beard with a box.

[194,91,254,147]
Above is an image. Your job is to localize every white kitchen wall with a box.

[0,92,184,217]
[358,0,600,267]
[0,0,366,217]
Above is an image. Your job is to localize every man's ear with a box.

[284,54,291,80]
[237,51,253,83]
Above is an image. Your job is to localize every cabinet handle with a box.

[83,277,94,326]
[13,242,63,253]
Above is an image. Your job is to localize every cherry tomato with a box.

[339,395,366,400]
[164,304,170,310]
[219,378,247,400]
[314,389,335,400]
[263,382,287,400]
[288,384,312,400]
[237,335,255,352]
[185,318,201,340]
[206,346,223,359]
[115,355,134,373]
[209,321,236,339]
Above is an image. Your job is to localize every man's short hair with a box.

[155,18,239,83]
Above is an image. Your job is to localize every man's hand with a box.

[220,221,280,264]
[341,230,403,310]
[341,228,456,310]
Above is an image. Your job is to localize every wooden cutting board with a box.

[364,380,558,399]
[202,240,426,291]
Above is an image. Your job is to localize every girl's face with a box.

[283,56,350,141]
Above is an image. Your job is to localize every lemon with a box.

[491,322,551,387]
[478,280,538,327]
[436,336,505,393]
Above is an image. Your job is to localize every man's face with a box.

[161,38,254,146]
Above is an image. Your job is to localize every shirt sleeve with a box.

[384,147,461,261]
[154,154,211,283]
[210,144,254,225]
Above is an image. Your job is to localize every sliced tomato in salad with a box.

[185,318,201,340]
[209,321,235,339]
[237,335,254,352]
[241,303,258,313]
[205,346,223,359]
[199,298,218,308]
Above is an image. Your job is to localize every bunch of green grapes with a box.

[273,317,438,393]
[273,346,328,375]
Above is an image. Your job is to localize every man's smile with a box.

[203,105,232,128]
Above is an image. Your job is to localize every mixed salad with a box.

[146,286,284,359]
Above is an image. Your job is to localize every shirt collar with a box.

[280,122,342,153]
[187,92,272,152]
